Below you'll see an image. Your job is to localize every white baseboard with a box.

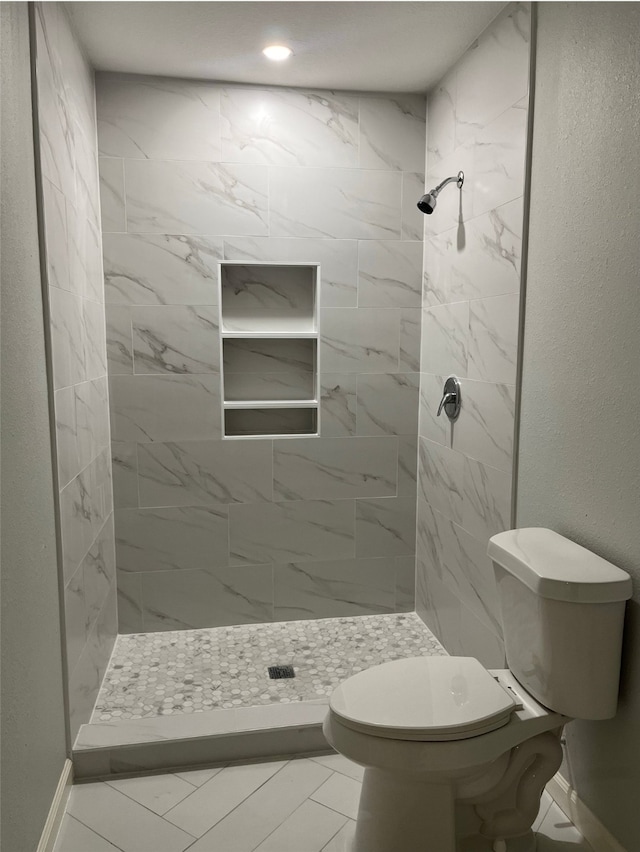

[36,759,73,852]
[547,772,627,852]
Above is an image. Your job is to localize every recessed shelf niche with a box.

[219,262,320,438]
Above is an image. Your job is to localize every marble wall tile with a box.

[76,378,110,469]
[472,104,528,219]
[453,379,515,472]
[229,500,355,566]
[423,232,452,307]
[49,286,85,389]
[357,241,422,308]
[59,455,110,583]
[418,374,447,445]
[83,516,116,633]
[104,234,222,306]
[356,373,419,437]
[395,556,416,612]
[42,178,70,291]
[273,437,397,501]
[401,172,426,241]
[64,566,86,673]
[421,302,469,377]
[458,603,506,668]
[424,143,475,236]
[416,569,463,656]
[125,160,269,236]
[359,96,426,171]
[223,237,358,308]
[137,439,272,507]
[221,264,314,332]
[427,73,456,166]
[418,437,464,525]
[355,497,416,557]
[468,293,520,384]
[116,570,143,633]
[399,309,421,373]
[224,369,314,403]
[141,566,273,631]
[454,2,530,148]
[97,74,222,160]
[55,385,80,488]
[448,197,523,302]
[270,167,402,240]
[98,158,125,232]
[110,374,220,442]
[112,442,138,509]
[462,456,511,542]
[74,123,100,225]
[115,506,228,573]
[320,373,357,437]
[131,305,219,374]
[83,299,108,380]
[221,87,359,167]
[106,305,133,374]
[397,435,418,497]
[321,308,400,373]
[273,558,396,621]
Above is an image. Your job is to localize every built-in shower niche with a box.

[220,262,320,438]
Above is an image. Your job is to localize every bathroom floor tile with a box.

[310,772,362,820]
[310,752,365,781]
[105,772,196,815]
[91,612,446,723]
[253,799,347,852]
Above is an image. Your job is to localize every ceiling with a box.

[67,2,506,93]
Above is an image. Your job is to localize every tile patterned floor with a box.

[93,613,446,722]
[54,754,594,852]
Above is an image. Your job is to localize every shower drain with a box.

[268,665,296,679]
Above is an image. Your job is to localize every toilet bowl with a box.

[325,528,632,852]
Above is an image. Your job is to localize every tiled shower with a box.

[34,0,531,752]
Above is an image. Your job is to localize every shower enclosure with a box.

[33,0,531,777]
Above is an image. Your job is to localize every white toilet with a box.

[324,528,632,852]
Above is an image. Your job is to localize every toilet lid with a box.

[329,657,517,741]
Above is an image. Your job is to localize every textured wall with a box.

[415,2,530,665]
[517,3,640,849]
[0,4,68,848]
[96,76,425,632]
[34,2,116,740]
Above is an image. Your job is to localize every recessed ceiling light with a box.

[263,45,292,62]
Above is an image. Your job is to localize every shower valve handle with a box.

[437,377,462,421]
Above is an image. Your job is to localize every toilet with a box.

[324,528,632,852]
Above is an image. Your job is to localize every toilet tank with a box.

[488,528,632,720]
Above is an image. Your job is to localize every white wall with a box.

[517,4,640,849]
[0,4,68,848]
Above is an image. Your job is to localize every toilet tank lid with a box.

[488,528,632,603]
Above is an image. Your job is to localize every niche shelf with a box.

[219,262,320,439]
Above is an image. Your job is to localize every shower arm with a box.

[431,171,465,197]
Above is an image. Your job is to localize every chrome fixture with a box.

[417,170,464,215]
[437,376,461,421]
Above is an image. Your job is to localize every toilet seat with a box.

[329,656,517,742]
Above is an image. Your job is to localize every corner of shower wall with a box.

[33,1,117,741]
[415,1,532,668]
[94,74,426,633]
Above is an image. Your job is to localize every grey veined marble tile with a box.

[421,302,469,377]
[221,87,359,167]
[273,437,397,501]
[97,74,222,160]
[115,505,228,573]
[49,287,85,389]
[110,374,220,443]
[270,167,402,240]
[112,442,138,509]
[427,72,456,166]
[357,241,422,308]
[104,234,222,306]
[229,500,355,566]
[399,308,421,373]
[468,293,519,384]
[472,104,528,219]
[125,160,269,236]
[320,308,400,373]
[356,373,419,436]
[131,305,219,374]
[224,236,358,308]
[452,379,515,473]
[418,436,464,526]
[359,95,426,171]
[401,172,426,242]
[98,158,125,233]
[274,558,396,621]
[106,305,133,375]
[42,178,70,292]
[355,497,417,557]
[320,374,357,437]
[137,439,272,507]
[462,456,511,542]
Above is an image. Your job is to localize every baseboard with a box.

[547,772,627,852]
[36,759,73,852]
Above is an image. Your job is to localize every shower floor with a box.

[92,613,446,723]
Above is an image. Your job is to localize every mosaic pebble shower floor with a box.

[92,613,446,723]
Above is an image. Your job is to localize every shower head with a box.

[417,170,464,215]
